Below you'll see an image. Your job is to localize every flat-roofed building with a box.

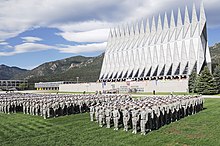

[0,80,28,90]
[35,81,75,90]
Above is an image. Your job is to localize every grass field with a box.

[0,99,220,146]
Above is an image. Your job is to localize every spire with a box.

[140,19,145,34]
[170,10,175,28]
[177,8,182,27]
[157,14,163,32]
[113,27,117,38]
[125,23,130,37]
[117,25,121,37]
[109,28,113,39]
[151,16,156,33]
[192,3,198,23]
[146,18,150,34]
[120,25,125,37]
[200,1,206,25]
[163,12,169,30]
[134,21,140,35]
[130,22,135,36]
[184,6,190,25]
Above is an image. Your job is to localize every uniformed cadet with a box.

[89,104,95,122]
[131,107,140,134]
[122,106,130,131]
[140,107,148,135]
[105,106,112,128]
[113,107,120,130]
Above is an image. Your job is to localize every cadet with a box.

[113,107,120,130]
[131,107,140,134]
[122,106,130,131]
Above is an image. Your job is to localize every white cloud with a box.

[0,41,9,45]
[0,0,219,42]
[58,29,109,43]
[57,42,107,54]
[0,43,55,56]
[0,0,219,57]
[21,37,43,43]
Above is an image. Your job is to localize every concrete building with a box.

[60,3,211,93]
[0,80,28,90]
[35,81,75,90]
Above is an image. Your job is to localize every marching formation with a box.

[90,95,204,135]
[0,93,204,135]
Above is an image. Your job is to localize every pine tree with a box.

[188,70,197,93]
[197,66,218,95]
[213,65,220,93]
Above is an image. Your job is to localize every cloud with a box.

[57,29,109,43]
[57,42,107,54]
[0,0,219,58]
[0,43,55,56]
[0,0,219,42]
[21,37,43,43]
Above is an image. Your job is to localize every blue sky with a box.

[0,0,219,69]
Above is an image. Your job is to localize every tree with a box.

[213,65,220,93]
[188,70,197,93]
[18,83,27,90]
[196,66,218,95]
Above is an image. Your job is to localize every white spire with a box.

[184,6,190,25]
[134,21,140,35]
[200,1,206,27]
[157,14,163,32]
[120,25,125,37]
[125,23,130,37]
[146,18,150,34]
[177,8,182,27]
[151,16,156,33]
[113,27,117,38]
[163,12,169,30]
[117,25,121,37]
[130,23,135,36]
[170,10,175,28]
[109,28,113,39]
[140,19,145,34]
[192,3,198,23]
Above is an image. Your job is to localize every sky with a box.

[0,0,220,69]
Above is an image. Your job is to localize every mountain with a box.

[210,43,220,70]
[13,54,104,88]
[0,65,28,80]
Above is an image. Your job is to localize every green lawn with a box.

[0,99,220,146]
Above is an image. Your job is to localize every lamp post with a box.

[76,77,79,84]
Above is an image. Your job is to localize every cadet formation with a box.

[0,93,204,135]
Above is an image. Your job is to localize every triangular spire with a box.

[117,25,121,37]
[113,27,117,38]
[192,3,198,23]
[109,28,113,39]
[177,8,182,27]
[163,12,169,30]
[200,1,206,25]
[125,23,130,36]
[140,19,145,34]
[184,6,190,25]
[170,10,175,28]
[157,14,163,32]
[134,21,140,35]
[151,16,156,33]
[146,18,150,34]
[130,23,135,36]
[121,25,126,37]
